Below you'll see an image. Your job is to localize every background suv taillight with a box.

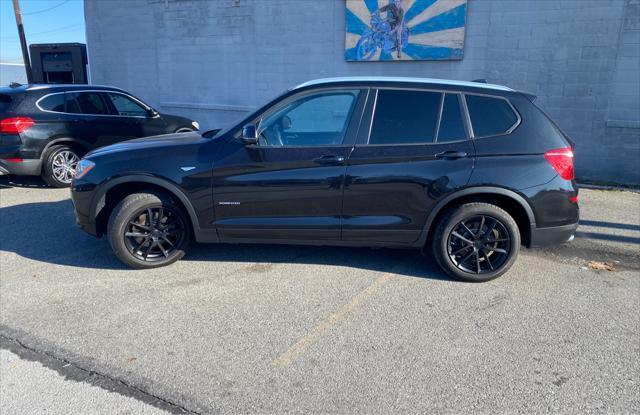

[0,117,34,134]
[544,147,574,180]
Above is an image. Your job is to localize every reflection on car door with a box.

[342,89,475,244]
[64,91,122,149]
[212,88,368,241]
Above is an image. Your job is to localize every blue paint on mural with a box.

[409,3,467,35]
[345,0,467,61]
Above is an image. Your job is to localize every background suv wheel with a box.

[107,192,192,269]
[42,144,82,188]
[432,202,521,282]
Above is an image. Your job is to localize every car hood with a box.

[86,131,206,158]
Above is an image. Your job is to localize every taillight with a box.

[544,147,574,180]
[0,117,34,134]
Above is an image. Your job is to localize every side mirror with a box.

[240,124,258,145]
[147,108,159,117]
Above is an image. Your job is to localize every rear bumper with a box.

[530,222,578,247]
[0,158,42,176]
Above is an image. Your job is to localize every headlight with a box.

[191,121,200,130]
[74,159,95,179]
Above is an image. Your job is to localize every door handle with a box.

[435,151,468,160]
[313,155,345,165]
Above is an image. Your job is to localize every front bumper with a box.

[0,158,42,176]
[530,222,578,247]
[71,181,100,237]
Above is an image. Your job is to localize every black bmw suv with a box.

[71,77,578,282]
[0,84,198,187]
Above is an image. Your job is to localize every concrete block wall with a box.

[84,0,640,185]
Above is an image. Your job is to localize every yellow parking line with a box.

[272,258,410,368]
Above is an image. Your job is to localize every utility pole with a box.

[12,0,33,83]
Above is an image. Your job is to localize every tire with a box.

[41,144,82,188]
[431,203,521,282]
[107,192,191,269]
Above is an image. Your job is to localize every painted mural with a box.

[345,0,467,61]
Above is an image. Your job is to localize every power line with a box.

[28,22,83,36]
[0,22,84,40]
[22,0,70,16]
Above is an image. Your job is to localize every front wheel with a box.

[431,203,521,282]
[107,192,191,269]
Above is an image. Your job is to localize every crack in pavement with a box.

[0,331,199,415]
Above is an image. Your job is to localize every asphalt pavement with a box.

[0,176,638,414]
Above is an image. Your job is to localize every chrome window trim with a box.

[463,92,522,139]
[460,92,474,138]
[365,88,379,146]
[434,93,445,143]
[35,90,158,119]
[434,93,469,143]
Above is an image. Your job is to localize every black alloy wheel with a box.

[447,215,510,274]
[108,192,191,269]
[124,206,186,263]
[432,202,520,282]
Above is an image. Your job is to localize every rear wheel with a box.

[107,192,191,269]
[432,203,520,282]
[42,144,81,188]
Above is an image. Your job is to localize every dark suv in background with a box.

[71,77,579,282]
[0,84,198,187]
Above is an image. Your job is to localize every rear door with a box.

[63,91,124,149]
[341,89,475,244]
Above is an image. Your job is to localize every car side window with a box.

[437,94,466,142]
[465,95,519,137]
[65,92,109,115]
[38,93,65,112]
[257,90,359,147]
[369,89,441,145]
[107,93,148,117]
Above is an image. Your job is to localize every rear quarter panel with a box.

[468,93,578,227]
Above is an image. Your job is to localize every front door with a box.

[103,91,169,138]
[212,88,367,241]
[342,89,475,244]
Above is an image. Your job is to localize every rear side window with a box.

[66,92,109,115]
[0,94,13,113]
[437,94,466,142]
[38,93,65,112]
[465,95,519,137]
[369,89,440,145]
